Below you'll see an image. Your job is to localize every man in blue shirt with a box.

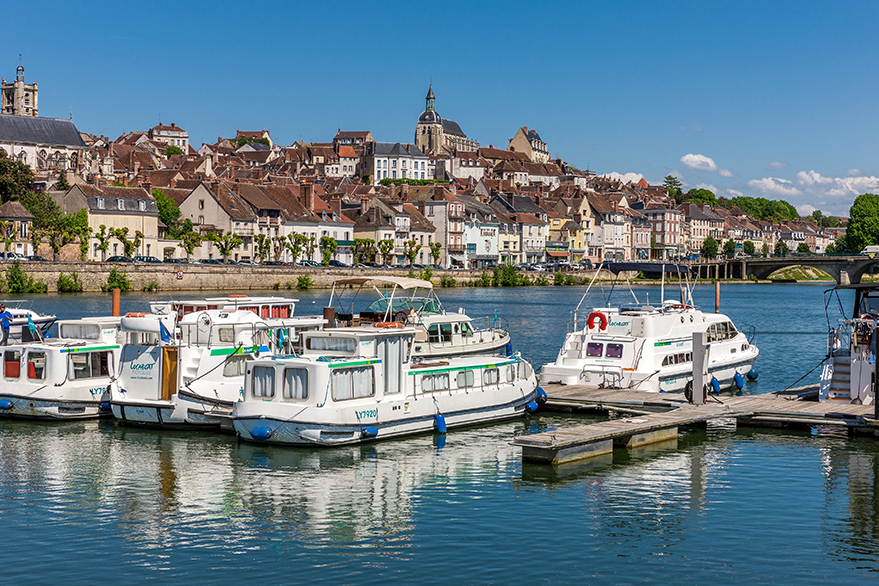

[0,304,12,346]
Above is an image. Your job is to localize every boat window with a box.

[427,325,441,343]
[68,351,111,380]
[307,337,356,353]
[422,372,449,392]
[606,344,624,359]
[506,364,515,382]
[461,322,473,337]
[283,368,308,399]
[4,350,21,378]
[457,370,474,388]
[440,324,453,342]
[253,329,271,349]
[27,351,47,381]
[223,355,252,377]
[484,368,499,385]
[251,366,276,398]
[586,343,603,357]
[331,366,374,401]
[218,327,235,343]
[59,323,100,340]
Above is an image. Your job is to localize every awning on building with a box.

[546,250,571,257]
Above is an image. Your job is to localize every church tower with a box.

[1,65,39,117]
[415,85,443,155]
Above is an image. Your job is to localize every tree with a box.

[353,238,375,264]
[796,242,811,254]
[29,229,43,258]
[286,233,308,264]
[153,189,182,237]
[662,175,682,201]
[775,240,789,257]
[54,170,71,192]
[207,231,242,262]
[840,193,879,253]
[0,221,14,252]
[403,239,420,266]
[113,228,137,257]
[46,228,74,261]
[319,236,337,265]
[761,243,770,256]
[19,190,64,228]
[686,188,717,206]
[723,239,736,256]
[94,225,113,261]
[178,231,202,260]
[75,226,93,260]
[253,234,270,263]
[428,241,443,265]
[743,240,755,255]
[825,242,838,254]
[0,151,34,202]
[377,239,394,266]
[165,145,184,157]
[271,236,286,261]
[701,236,719,258]
[303,235,317,262]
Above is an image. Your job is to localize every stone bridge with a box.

[690,256,878,284]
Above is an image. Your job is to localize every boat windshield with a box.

[364,297,442,316]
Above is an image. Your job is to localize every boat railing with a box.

[829,318,872,357]
[469,315,508,336]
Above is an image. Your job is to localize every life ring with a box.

[587,311,608,331]
[124,312,148,318]
[228,294,247,298]
[374,322,404,329]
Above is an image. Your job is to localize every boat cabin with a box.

[172,295,297,322]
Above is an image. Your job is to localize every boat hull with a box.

[0,394,108,420]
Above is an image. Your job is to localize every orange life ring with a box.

[124,312,148,318]
[374,322,404,329]
[587,311,608,331]
[228,294,247,298]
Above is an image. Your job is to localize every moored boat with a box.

[231,325,542,446]
[539,262,760,394]
[821,283,879,404]
[0,300,56,342]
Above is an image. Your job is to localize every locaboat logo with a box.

[130,362,155,371]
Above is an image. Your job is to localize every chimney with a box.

[506,193,514,206]
[401,183,410,199]
[142,181,152,193]
[360,197,369,215]
[210,181,220,193]
[303,181,315,212]
[171,122,175,128]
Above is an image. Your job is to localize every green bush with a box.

[102,268,131,292]
[57,271,83,293]
[285,281,294,290]
[297,275,314,290]
[564,274,576,286]
[478,270,492,287]
[535,275,549,286]
[142,281,159,292]
[418,267,433,282]
[7,262,48,293]
[272,281,281,290]
[440,275,456,287]
[553,272,565,286]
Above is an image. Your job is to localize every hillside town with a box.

[0,66,845,267]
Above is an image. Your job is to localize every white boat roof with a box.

[199,296,298,303]
[332,276,432,290]
[56,316,122,327]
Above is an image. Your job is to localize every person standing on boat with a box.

[0,304,11,346]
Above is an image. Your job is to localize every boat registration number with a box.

[356,409,377,420]
[88,386,106,396]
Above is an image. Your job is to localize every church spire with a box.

[425,85,435,112]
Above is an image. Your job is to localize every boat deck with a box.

[513,384,879,465]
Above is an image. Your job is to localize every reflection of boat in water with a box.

[539,262,759,393]
[329,276,512,359]
[0,317,124,419]
[821,284,879,404]
[231,325,542,446]
[110,301,324,429]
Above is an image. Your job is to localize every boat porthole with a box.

[680,316,684,323]
[690,316,694,322]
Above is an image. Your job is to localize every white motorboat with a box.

[0,300,56,342]
[539,262,760,394]
[231,325,543,446]
[329,276,513,359]
[820,284,879,404]
[0,316,124,419]
[109,302,325,429]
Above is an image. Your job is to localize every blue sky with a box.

[4,0,877,216]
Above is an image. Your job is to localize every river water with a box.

[1,282,877,585]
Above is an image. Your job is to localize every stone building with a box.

[1,66,38,117]
[0,114,87,173]
[414,86,478,155]
[508,126,549,163]
[148,122,189,151]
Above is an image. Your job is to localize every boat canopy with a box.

[604,262,691,275]
[331,276,432,290]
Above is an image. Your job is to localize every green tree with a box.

[403,239,420,266]
[319,236,337,265]
[743,240,755,255]
[723,239,736,256]
[75,226,92,260]
[796,242,811,254]
[353,238,375,264]
[206,231,242,262]
[253,234,270,263]
[113,227,140,257]
[29,229,43,258]
[662,175,682,202]
[178,231,202,260]
[825,242,838,254]
[153,189,182,237]
[46,228,74,261]
[0,151,34,202]
[94,225,113,261]
[165,145,184,157]
[701,236,719,258]
[686,188,717,206]
[271,236,286,262]
[428,241,443,265]
[0,221,14,253]
[774,240,789,257]
[840,193,879,253]
[303,235,317,262]
[54,170,71,192]
[761,243,770,256]
[377,239,395,266]
[19,190,64,229]
[286,233,308,264]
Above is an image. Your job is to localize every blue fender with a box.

[0,399,13,410]
[525,400,540,414]
[250,427,273,441]
[711,378,721,394]
[434,413,447,434]
[733,372,744,390]
[746,368,759,381]
[536,387,548,405]
[360,427,378,438]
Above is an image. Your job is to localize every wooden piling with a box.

[112,288,120,316]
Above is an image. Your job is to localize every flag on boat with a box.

[159,321,172,343]
[26,315,37,334]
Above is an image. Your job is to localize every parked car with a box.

[262,261,290,267]
[410,263,426,269]
[27,255,48,262]
[686,253,700,260]
[361,261,382,268]
[0,252,28,261]
[134,255,162,263]
[328,259,350,267]
[577,260,593,269]
[106,256,134,262]
[236,259,258,265]
[196,258,224,265]
[163,257,189,263]
[298,259,321,267]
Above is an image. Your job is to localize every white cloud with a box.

[769,161,787,169]
[847,168,862,176]
[726,189,744,197]
[605,172,644,184]
[694,183,718,193]
[719,168,733,177]
[747,177,803,197]
[680,153,718,172]
[797,203,817,215]
[795,170,879,199]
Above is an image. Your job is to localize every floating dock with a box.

[513,385,879,465]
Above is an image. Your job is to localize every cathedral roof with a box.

[418,109,442,124]
[0,115,85,147]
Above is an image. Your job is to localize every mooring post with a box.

[112,288,120,316]
[715,281,720,313]
[692,331,708,404]
[323,307,336,328]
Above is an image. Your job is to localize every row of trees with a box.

[700,235,811,259]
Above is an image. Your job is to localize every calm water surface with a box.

[1,283,876,585]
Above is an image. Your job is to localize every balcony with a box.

[447,243,465,252]
[258,216,280,225]
[234,226,255,236]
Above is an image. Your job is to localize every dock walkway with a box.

[513,385,879,465]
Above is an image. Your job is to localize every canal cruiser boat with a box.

[0,316,124,419]
[109,304,325,429]
[328,276,513,359]
[171,295,298,321]
[231,325,542,446]
[539,262,760,394]
[0,300,56,342]
[820,283,879,404]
